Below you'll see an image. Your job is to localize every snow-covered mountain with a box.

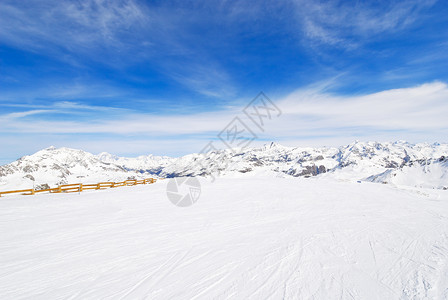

[151,141,448,190]
[0,147,146,190]
[367,156,448,189]
[97,152,175,174]
[1,141,447,191]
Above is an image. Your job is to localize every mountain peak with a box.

[263,142,281,150]
[393,140,409,146]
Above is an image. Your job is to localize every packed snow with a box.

[1,177,448,299]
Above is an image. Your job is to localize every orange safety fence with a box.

[0,178,157,197]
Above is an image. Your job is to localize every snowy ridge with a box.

[154,141,448,189]
[0,147,146,190]
[367,156,448,189]
[97,152,174,173]
[1,141,447,191]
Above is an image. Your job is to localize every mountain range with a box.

[1,141,447,191]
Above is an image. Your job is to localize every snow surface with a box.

[1,177,448,299]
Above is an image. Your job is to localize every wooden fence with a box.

[0,178,157,198]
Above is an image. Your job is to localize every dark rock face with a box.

[23,165,37,173]
[0,166,15,177]
[35,183,50,190]
[252,160,264,167]
[23,174,35,181]
[295,165,327,177]
[318,165,326,174]
[303,166,317,176]
[339,161,354,168]
[385,161,399,168]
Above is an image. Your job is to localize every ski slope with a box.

[1,177,448,299]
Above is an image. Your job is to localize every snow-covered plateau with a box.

[1,177,448,299]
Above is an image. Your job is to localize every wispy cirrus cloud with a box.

[0,0,147,55]
[2,0,441,101]
[275,81,448,133]
[294,0,437,48]
[1,81,447,138]
[0,0,237,98]
[2,110,53,119]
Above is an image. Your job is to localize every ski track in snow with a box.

[0,177,448,299]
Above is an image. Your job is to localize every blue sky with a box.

[1,0,448,164]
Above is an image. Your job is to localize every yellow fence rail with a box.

[0,178,157,198]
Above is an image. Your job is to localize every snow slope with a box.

[367,156,448,189]
[1,177,448,299]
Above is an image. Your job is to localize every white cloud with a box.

[276,81,448,132]
[0,1,236,97]
[0,0,147,54]
[294,0,437,48]
[1,82,447,144]
[2,110,54,119]
[167,63,236,98]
